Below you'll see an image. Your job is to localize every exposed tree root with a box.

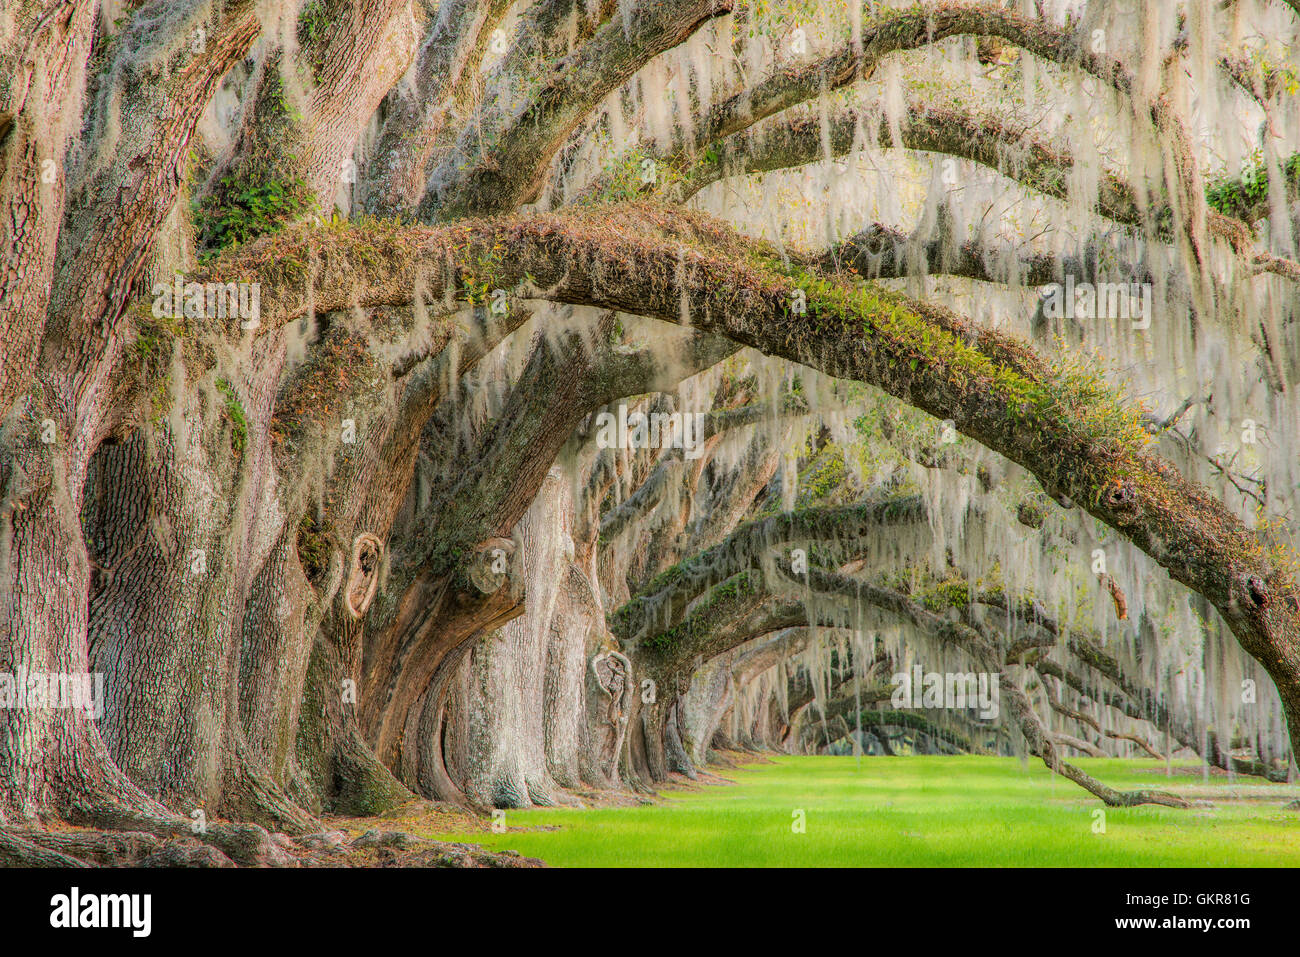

[0,820,544,868]
[0,828,93,868]
[330,725,419,817]
[220,746,322,836]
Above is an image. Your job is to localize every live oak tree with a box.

[1,0,1298,865]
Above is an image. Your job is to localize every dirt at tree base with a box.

[0,802,545,868]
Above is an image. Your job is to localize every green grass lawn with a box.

[434,756,1300,866]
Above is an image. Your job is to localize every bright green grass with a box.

[437,756,1300,867]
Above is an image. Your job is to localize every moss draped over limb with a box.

[803,708,993,756]
[789,563,1189,808]
[210,200,1300,766]
[611,494,927,645]
[610,497,1189,804]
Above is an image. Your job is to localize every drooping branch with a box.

[930,575,1204,759]
[1037,671,1165,760]
[1000,677,1188,808]
[646,547,1188,805]
[789,564,1187,806]
[420,0,733,221]
[636,1,1296,294]
[611,494,925,645]
[597,392,810,542]
[667,3,1161,190]
[668,103,1137,223]
[802,706,992,755]
[201,201,1300,762]
[662,102,1296,291]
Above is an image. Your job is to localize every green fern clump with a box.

[194,173,315,255]
[1206,151,1300,222]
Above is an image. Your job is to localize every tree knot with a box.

[1102,479,1137,510]
[466,538,515,595]
[344,533,384,619]
[1246,575,1269,609]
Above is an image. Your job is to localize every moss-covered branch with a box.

[198,201,1300,762]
